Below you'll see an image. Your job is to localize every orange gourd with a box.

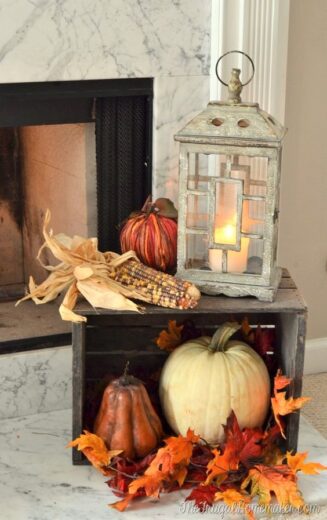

[94,371,163,460]
[120,197,177,272]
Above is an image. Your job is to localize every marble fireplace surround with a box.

[0,0,211,203]
[0,0,211,418]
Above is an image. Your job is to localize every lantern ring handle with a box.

[215,50,255,87]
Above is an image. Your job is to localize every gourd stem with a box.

[141,195,152,213]
[123,360,130,377]
[208,322,241,352]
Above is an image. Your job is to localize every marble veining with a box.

[0,409,326,520]
[0,0,211,83]
[0,0,212,214]
[0,346,72,420]
[153,75,210,202]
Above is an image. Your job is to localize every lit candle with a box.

[209,224,249,273]
[228,237,249,273]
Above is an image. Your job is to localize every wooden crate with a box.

[72,269,307,464]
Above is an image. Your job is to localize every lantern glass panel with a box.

[185,233,209,269]
[241,199,265,235]
[229,155,268,196]
[187,153,227,191]
[213,180,241,246]
[247,238,264,275]
[186,194,208,230]
[183,151,269,277]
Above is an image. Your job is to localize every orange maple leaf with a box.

[67,430,122,474]
[286,451,327,475]
[274,369,292,391]
[204,445,239,486]
[110,428,199,511]
[271,392,311,439]
[128,471,163,498]
[214,489,254,520]
[110,494,134,512]
[156,320,184,352]
[242,464,306,510]
[241,317,255,344]
[163,429,200,465]
[271,371,311,438]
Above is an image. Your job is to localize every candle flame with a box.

[214,224,236,245]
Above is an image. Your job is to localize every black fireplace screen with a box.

[0,78,153,255]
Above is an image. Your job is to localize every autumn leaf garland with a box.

[68,371,327,517]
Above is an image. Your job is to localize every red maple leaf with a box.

[185,484,217,512]
[106,452,157,497]
[223,411,264,467]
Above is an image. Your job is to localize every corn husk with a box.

[16,210,150,322]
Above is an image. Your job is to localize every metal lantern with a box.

[174,51,286,302]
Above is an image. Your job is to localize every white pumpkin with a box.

[159,322,270,444]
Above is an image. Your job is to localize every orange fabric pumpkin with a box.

[120,198,177,272]
[94,373,163,459]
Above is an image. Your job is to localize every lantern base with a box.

[194,268,282,302]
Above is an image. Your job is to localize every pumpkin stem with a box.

[141,195,154,215]
[208,322,241,352]
[123,361,130,377]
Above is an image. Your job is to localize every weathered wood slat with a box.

[85,352,168,380]
[76,288,306,316]
[74,269,306,317]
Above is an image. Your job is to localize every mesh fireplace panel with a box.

[96,96,152,253]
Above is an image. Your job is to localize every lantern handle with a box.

[215,50,255,88]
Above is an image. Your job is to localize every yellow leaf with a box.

[286,451,327,475]
[215,488,251,506]
[156,320,184,352]
[242,464,306,510]
[214,489,254,520]
[67,431,122,474]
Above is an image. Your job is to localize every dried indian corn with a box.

[16,210,201,322]
[108,258,200,309]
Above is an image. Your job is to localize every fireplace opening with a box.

[0,79,153,352]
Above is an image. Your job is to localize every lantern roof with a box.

[174,101,286,147]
